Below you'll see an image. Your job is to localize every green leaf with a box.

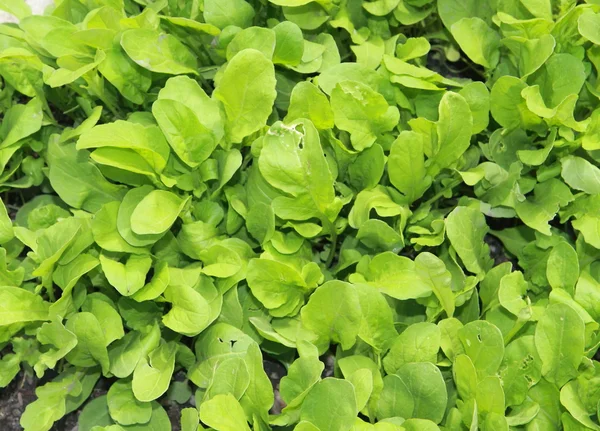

[355,283,398,352]
[546,242,579,294]
[35,318,77,376]
[100,254,153,297]
[213,49,276,143]
[120,29,198,75]
[108,324,161,378]
[388,131,431,203]
[352,251,432,300]
[383,322,440,374]
[458,321,504,378]
[273,21,304,66]
[515,179,573,236]
[285,81,334,129]
[348,186,404,229]
[107,380,152,426]
[490,76,543,131]
[301,281,362,350]
[203,0,255,29]
[0,198,14,244]
[450,17,500,68]
[132,341,176,402]
[130,190,187,235]
[93,202,150,254]
[181,408,200,431]
[561,155,600,195]
[82,293,125,345]
[579,11,600,44]
[65,312,110,374]
[227,27,276,61]
[21,375,81,431]
[378,362,447,424]
[499,336,542,407]
[331,80,399,151]
[199,393,251,431]
[300,378,357,431]
[502,34,556,78]
[438,0,495,29]
[498,271,531,318]
[98,47,152,105]
[47,140,126,213]
[77,120,170,176]
[0,0,31,19]
[535,303,585,387]
[259,119,337,223]
[428,92,473,176]
[0,286,49,325]
[415,252,456,318]
[78,396,112,431]
[560,380,600,431]
[162,284,212,336]
[247,258,308,317]
[153,76,222,167]
[445,206,493,276]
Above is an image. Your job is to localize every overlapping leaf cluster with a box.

[1,0,600,430]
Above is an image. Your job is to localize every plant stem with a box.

[325,219,338,267]
[421,178,463,208]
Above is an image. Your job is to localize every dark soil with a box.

[0,372,37,431]
[1,359,300,430]
[427,42,485,82]
[0,371,108,431]
[265,359,287,415]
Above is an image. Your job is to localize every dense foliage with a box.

[2,0,600,430]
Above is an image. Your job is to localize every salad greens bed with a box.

[3,0,600,430]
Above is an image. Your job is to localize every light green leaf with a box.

[130,190,187,235]
[247,258,308,317]
[132,342,176,402]
[100,254,153,297]
[300,379,357,431]
[451,17,500,68]
[47,140,126,213]
[547,242,579,294]
[383,322,440,374]
[535,303,585,387]
[162,284,212,336]
[213,49,276,143]
[259,119,336,222]
[285,81,334,130]
[273,21,304,66]
[378,362,447,423]
[388,131,431,203]
[0,286,49,325]
[65,312,110,374]
[458,321,504,378]
[331,80,399,151]
[199,393,251,431]
[301,281,362,350]
[203,0,255,29]
[107,380,152,426]
[428,92,473,176]
[120,29,198,75]
[561,156,600,195]
[353,251,432,300]
[446,206,492,276]
[227,27,276,61]
[0,0,31,19]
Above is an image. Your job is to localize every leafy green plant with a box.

[1,0,600,430]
